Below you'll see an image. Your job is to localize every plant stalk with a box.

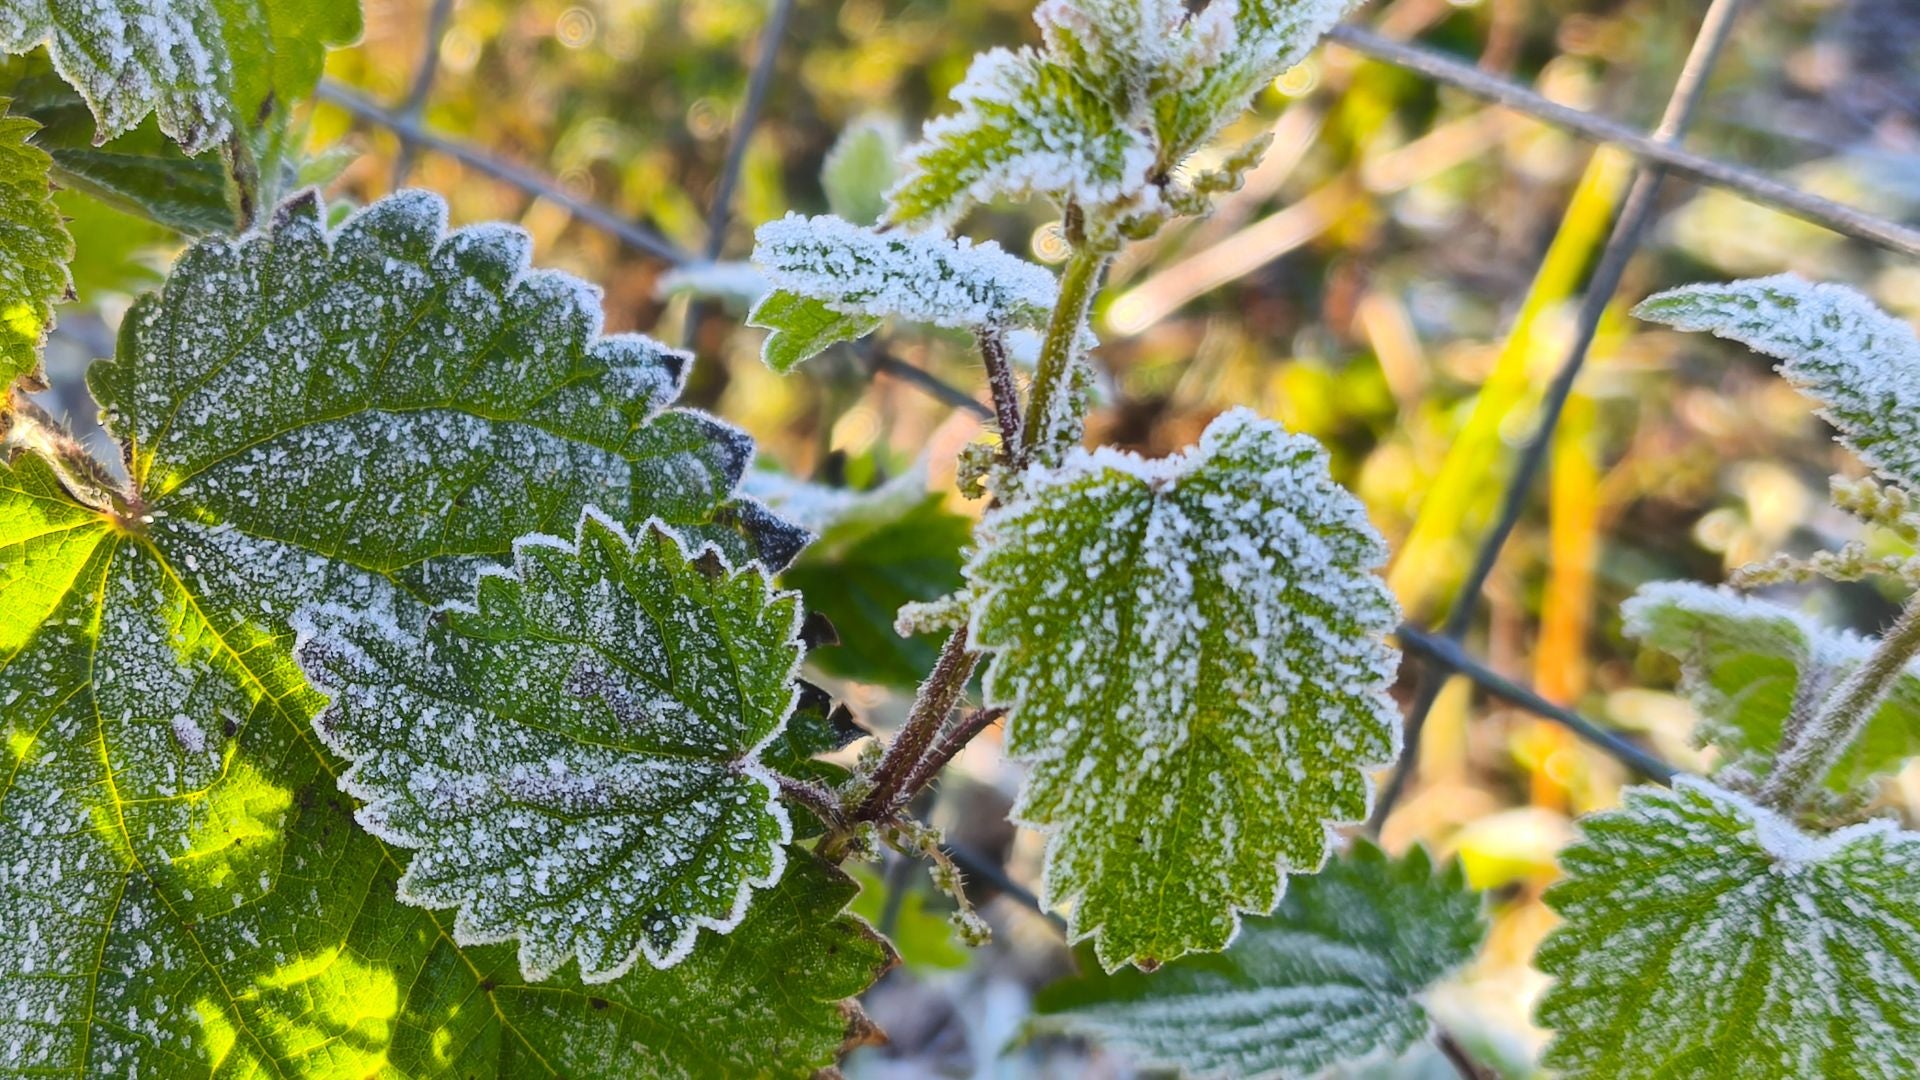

[1758,589,1920,811]
[852,628,980,824]
[1016,246,1105,466]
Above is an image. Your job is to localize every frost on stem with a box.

[1637,275,1920,495]
[749,212,1060,373]
[294,509,803,981]
[1031,841,1485,1079]
[1537,778,1920,1079]
[967,408,1400,971]
[1623,582,1920,804]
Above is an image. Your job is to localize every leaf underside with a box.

[1032,840,1485,1080]
[1623,581,1920,800]
[969,407,1401,971]
[1636,275,1920,495]
[295,511,804,982]
[0,191,891,1077]
[1537,777,1920,1079]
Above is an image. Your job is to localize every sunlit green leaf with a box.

[748,288,881,374]
[0,104,70,391]
[968,407,1401,971]
[1538,777,1920,1078]
[821,117,899,227]
[0,191,893,1076]
[1032,841,1485,1079]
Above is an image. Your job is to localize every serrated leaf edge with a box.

[292,504,808,982]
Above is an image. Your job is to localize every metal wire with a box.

[1369,0,1749,829]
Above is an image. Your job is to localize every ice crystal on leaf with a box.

[888,0,1353,230]
[1637,275,1920,495]
[0,191,896,1076]
[0,107,71,391]
[1623,582,1920,801]
[294,509,803,981]
[0,0,361,155]
[885,46,1158,230]
[1031,841,1485,1079]
[968,407,1401,971]
[1537,777,1920,1078]
[750,213,1059,372]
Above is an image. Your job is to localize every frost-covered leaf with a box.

[748,289,881,374]
[0,192,885,1076]
[1032,841,1485,1079]
[293,510,803,981]
[0,0,361,155]
[752,467,971,689]
[969,407,1401,971]
[1149,0,1353,162]
[0,104,71,391]
[821,116,900,226]
[1622,581,1920,799]
[885,47,1156,229]
[1537,777,1920,1078]
[750,213,1059,371]
[1637,275,1920,494]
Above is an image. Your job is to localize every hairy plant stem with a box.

[977,329,1024,458]
[1017,245,1106,466]
[851,629,981,825]
[1759,589,1920,811]
[830,242,1108,852]
[1434,1029,1497,1080]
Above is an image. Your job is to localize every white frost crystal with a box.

[1538,777,1920,1078]
[1638,275,1920,494]
[754,212,1059,331]
[968,407,1401,970]
[295,509,805,981]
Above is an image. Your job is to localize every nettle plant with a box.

[2,1,1918,1078]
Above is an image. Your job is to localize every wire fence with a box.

[320,1,1918,917]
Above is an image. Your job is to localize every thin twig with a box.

[894,707,1006,806]
[1434,1028,1499,1080]
[1396,625,1677,784]
[869,353,994,418]
[391,0,457,189]
[1326,24,1920,258]
[684,0,797,348]
[1369,0,1747,831]
[316,81,693,264]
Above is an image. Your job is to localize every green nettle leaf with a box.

[1148,0,1353,163]
[748,290,881,375]
[293,510,804,980]
[0,0,360,155]
[750,212,1059,372]
[751,467,972,688]
[0,192,894,1076]
[1537,777,1920,1078]
[1623,581,1920,799]
[820,116,900,227]
[1031,841,1486,1079]
[0,105,71,391]
[1636,275,1920,494]
[968,407,1401,971]
[884,46,1156,229]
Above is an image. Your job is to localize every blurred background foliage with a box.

[23,0,1920,1072]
